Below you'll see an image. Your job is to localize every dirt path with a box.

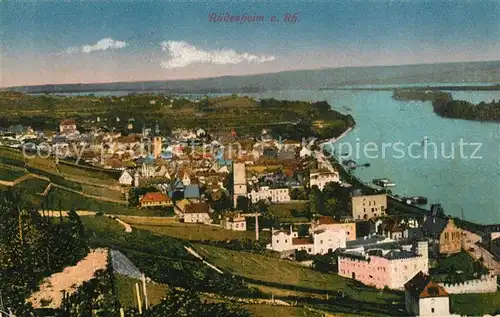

[27,248,109,309]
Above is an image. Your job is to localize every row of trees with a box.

[432,98,500,122]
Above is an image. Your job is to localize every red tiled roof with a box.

[292,237,314,245]
[140,192,171,203]
[404,271,449,299]
[60,119,76,126]
[317,216,337,225]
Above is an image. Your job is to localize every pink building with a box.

[338,240,429,290]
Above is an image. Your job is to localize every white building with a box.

[309,170,340,190]
[299,146,312,158]
[222,214,247,231]
[405,272,450,317]
[183,202,211,224]
[267,227,346,255]
[248,186,290,204]
[118,170,133,186]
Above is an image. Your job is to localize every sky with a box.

[1,1,499,87]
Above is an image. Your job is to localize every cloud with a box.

[160,41,276,69]
[63,38,128,54]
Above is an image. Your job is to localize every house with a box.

[267,226,346,255]
[183,202,211,224]
[118,170,133,186]
[420,214,461,255]
[311,216,357,241]
[378,218,405,240]
[351,193,387,220]
[299,146,312,158]
[404,271,450,316]
[59,119,77,134]
[222,213,247,231]
[309,170,340,190]
[248,186,290,204]
[338,240,429,290]
[139,192,173,208]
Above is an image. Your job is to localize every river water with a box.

[247,88,500,224]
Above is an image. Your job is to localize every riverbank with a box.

[320,129,500,235]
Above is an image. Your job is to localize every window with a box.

[431,308,435,313]
[285,239,288,243]
[320,240,323,244]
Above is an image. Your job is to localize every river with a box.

[247,88,500,225]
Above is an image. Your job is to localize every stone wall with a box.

[439,275,497,294]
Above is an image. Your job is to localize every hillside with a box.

[2,61,499,94]
[0,94,355,140]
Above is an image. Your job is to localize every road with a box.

[462,230,500,275]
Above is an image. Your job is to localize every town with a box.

[0,92,499,316]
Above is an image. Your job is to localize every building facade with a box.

[222,214,247,231]
[338,240,429,290]
[232,162,247,207]
[59,119,77,134]
[268,227,346,255]
[309,170,340,190]
[311,216,357,241]
[139,192,173,208]
[405,271,450,317]
[351,194,387,220]
[248,186,290,204]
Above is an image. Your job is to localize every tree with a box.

[309,185,325,216]
[312,252,339,273]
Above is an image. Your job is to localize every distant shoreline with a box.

[321,85,500,91]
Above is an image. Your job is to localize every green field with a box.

[14,178,50,206]
[451,292,500,315]
[81,183,124,201]
[46,187,155,216]
[0,166,26,181]
[243,304,324,317]
[127,221,264,241]
[193,244,403,304]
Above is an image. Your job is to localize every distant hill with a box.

[2,60,500,94]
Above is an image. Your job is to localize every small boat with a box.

[403,196,428,205]
[343,159,357,169]
[362,163,371,167]
[373,178,396,187]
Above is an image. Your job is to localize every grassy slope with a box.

[127,222,260,241]
[0,166,26,181]
[114,274,168,309]
[243,304,324,317]
[451,292,500,315]
[46,187,154,216]
[192,244,403,302]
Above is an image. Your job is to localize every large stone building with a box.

[404,271,450,316]
[338,239,429,290]
[351,193,387,220]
